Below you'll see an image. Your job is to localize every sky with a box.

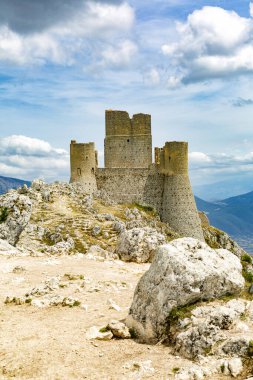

[1,0,253,196]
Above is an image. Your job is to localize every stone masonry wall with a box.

[161,174,204,240]
[104,135,152,169]
[104,110,152,168]
[96,166,164,212]
[70,141,97,193]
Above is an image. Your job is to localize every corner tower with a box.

[104,110,152,168]
[70,140,97,193]
[159,142,204,241]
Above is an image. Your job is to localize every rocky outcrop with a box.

[126,238,244,342]
[115,227,166,263]
[0,191,32,245]
[174,299,253,359]
[203,225,247,258]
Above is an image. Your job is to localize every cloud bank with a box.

[0,135,69,181]
[189,151,253,176]
[0,1,135,66]
[162,3,253,85]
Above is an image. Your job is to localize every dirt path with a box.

[0,254,233,380]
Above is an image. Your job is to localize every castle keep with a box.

[70,110,204,241]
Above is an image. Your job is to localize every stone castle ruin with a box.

[70,110,204,240]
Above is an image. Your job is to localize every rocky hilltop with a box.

[0,180,253,380]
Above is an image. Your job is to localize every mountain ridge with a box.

[195,190,253,253]
[0,175,31,195]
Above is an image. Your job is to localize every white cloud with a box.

[0,135,69,181]
[100,40,138,67]
[189,152,211,163]
[190,150,253,170]
[162,5,253,84]
[0,2,135,66]
[143,68,160,85]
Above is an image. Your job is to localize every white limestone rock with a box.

[126,238,244,342]
[0,191,32,245]
[0,239,24,256]
[228,357,243,377]
[203,227,247,258]
[172,300,252,360]
[115,227,166,263]
[85,326,113,341]
[107,320,131,339]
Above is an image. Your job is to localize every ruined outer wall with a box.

[70,141,97,193]
[160,142,204,240]
[104,110,152,168]
[96,166,164,212]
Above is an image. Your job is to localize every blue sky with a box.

[1,0,253,197]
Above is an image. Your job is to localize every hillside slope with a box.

[0,175,31,195]
[196,191,253,253]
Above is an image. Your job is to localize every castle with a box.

[70,110,204,241]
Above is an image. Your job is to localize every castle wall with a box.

[161,175,204,240]
[104,110,152,168]
[160,142,204,240]
[104,135,152,168]
[96,166,164,212]
[69,110,204,241]
[70,141,97,193]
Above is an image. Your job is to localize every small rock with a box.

[92,226,101,236]
[12,266,26,274]
[85,326,113,341]
[249,284,253,294]
[124,360,155,376]
[107,320,131,339]
[107,298,121,311]
[228,357,243,377]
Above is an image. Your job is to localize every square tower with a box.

[104,110,152,168]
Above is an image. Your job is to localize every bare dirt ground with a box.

[0,252,236,380]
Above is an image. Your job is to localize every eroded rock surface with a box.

[0,191,32,245]
[127,238,244,342]
[115,227,166,263]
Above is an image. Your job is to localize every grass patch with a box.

[0,207,8,223]
[243,269,253,283]
[242,254,252,264]
[133,203,155,213]
[99,326,109,333]
[248,340,253,357]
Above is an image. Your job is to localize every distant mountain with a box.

[196,191,253,253]
[193,175,253,202]
[0,175,31,195]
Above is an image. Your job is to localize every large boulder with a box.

[115,227,166,263]
[126,238,244,342]
[0,191,32,245]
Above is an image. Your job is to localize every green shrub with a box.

[241,254,252,264]
[248,340,253,356]
[242,269,253,283]
[0,207,8,223]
